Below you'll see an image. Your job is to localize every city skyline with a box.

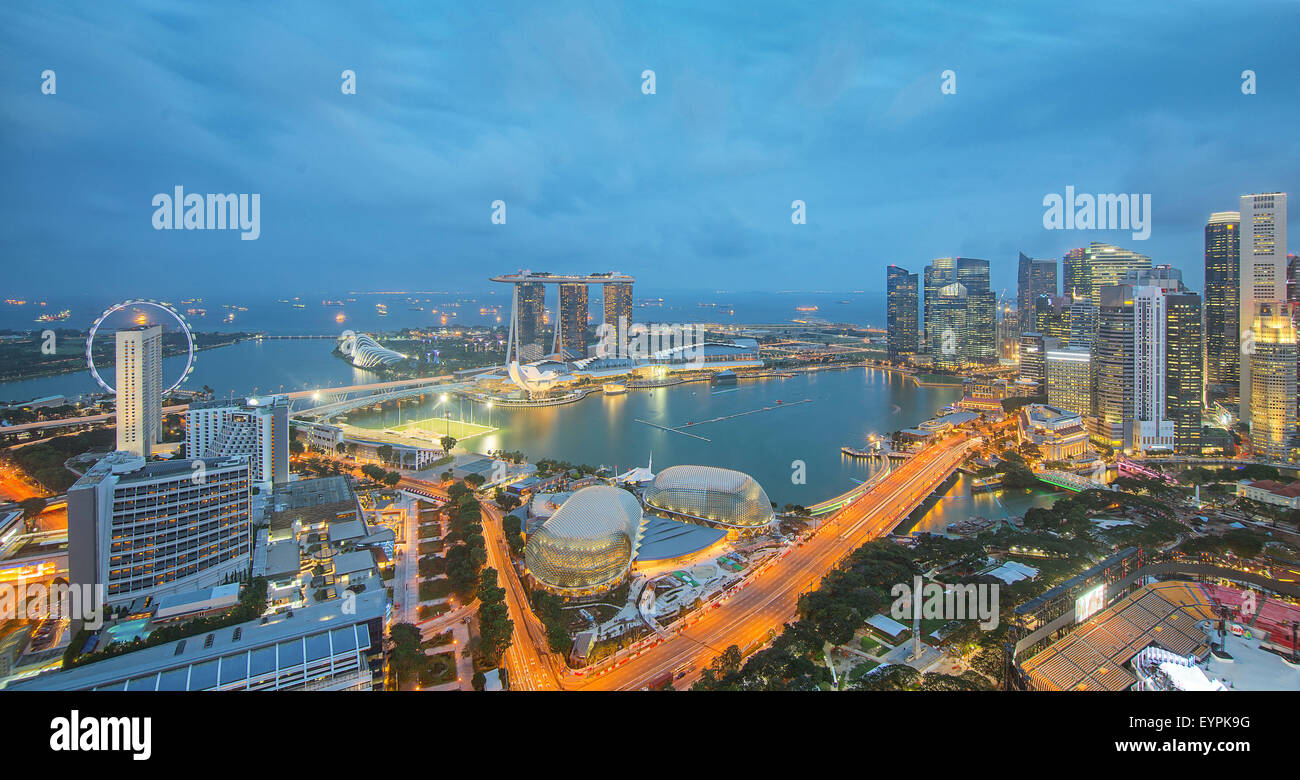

[2,1,1298,298]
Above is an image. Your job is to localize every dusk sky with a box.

[2,1,1297,299]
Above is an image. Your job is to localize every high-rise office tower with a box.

[187,395,290,491]
[886,265,920,361]
[516,282,546,361]
[1068,299,1099,350]
[1063,247,1088,301]
[1165,292,1204,455]
[923,257,957,352]
[67,452,252,606]
[1045,346,1092,418]
[1094,285,1136,448]
[115,325,163,457]
[1248,301,1297,460]
[602,282,633,333]
[997,300,1019,361]
[1204,212,1241,400]
[1084,242,1152,306]
[558,282,589,358]
[1131,285,1176,453]
[1239,193,1288,425]
[931,282,968,371]
[1033,294,1072,342]
[1019,332,1052,393]
[1017,253,1058,332]
[933,257,996,364]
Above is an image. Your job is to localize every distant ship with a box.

[376,303,389,316]
[795,305,819,312]
[34,309,71,323]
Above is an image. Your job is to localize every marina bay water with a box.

[0,338,1062,535]
[346,366,1064,534]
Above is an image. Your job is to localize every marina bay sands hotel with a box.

[490,271,634,362]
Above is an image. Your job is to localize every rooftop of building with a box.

[1240,478,1300,497]
[72,451,248,489]
[5,589,386,691]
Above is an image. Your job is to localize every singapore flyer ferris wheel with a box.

[85,299,196,394]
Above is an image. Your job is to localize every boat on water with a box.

[34,309,71,323]
[602,383,627,395]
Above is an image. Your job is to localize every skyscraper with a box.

[1019,332,1051,393]
[886,265,920,361]
[958,257,997,364]
[1094,285,1136,449]
[558,282,589,358]
[1084,242,1152,306]
[1017,252,1058,332]
[1204,212,1241,399]
[1248,301,1297,460]
[1131,284,1176,453]
[1063,247,1088,301]
[602,282,633,333]
[516,282,546,361]
[1046,346,1092,418]
[1067,298,1099,350]
[923,257,957,352]
[1239,193,1288,425]
[1033,294,1071,342]
[931,282,968,371]
[115,324,162,457]
[1165,291,1204,455]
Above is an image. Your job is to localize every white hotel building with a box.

[67,452,252,607]
[115,325,163,457]
[186,395,290,492]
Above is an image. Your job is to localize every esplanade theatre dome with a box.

[642,465,774,531]
[524,485,645,594]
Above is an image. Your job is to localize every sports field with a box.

[390,417,495,441]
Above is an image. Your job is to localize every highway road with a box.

[567,432,980,690]
[430,432,979,691]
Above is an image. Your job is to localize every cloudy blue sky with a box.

[2,0,1297,299]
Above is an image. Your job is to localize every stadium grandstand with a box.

[1020,582,1217,691]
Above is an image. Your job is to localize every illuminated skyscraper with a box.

[958,257,997,364]
[1239,193,1288,425]
[886,265,920,361]
[1063,247,1088,301]
[1068,298,1099,350]
[931,282,969,371]
[1084,242,1152,306]
[923,257,957,352]
[516,282,546,361]
[1093,285,1135,448]
[1248,301,1297,461]
[602,282,633,333]
[558,282,589,358]
[1017,252,1058,332]
[1045,346,1092,418]
[1204,212,1241,398]
[1165,292,1203,455]
[115,324,162,457]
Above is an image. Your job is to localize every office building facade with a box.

[1239,193,1289,424]
[1204,212,1241,398]
[1248,301,1297,461]
[1017,253,1058,332]
[1046,347,1092,418]
[886,265,920,361]
[67,452,252,607]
